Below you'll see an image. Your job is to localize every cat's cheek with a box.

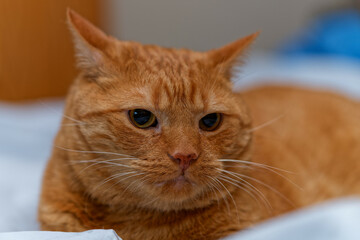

[109,122,161,155]
[208,123,246,157]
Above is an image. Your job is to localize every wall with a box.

[105,0,350,51]
[0,0,101,101]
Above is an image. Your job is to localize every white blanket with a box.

[226,198,360,240]
[0,100,63,231]
[0,230,121,240]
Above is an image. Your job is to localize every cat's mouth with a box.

[172,175,195,189]
[154,175,196,191]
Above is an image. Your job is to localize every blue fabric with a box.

[280,9,360,59]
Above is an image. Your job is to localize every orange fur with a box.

[38,9,360,239]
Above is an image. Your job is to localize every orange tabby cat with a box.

[38,9,360,240]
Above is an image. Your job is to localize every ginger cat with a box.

[38,9,360,240]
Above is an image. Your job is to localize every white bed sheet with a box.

[0,100,63,232]
[0,53,359,239]
[226,198,360,240]
[0,229,121,240]
[237,53,360,100]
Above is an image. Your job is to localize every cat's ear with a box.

[67,8,113,76]
[207,32,259,79]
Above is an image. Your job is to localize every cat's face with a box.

[64,10,256,211]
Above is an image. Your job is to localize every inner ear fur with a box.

[66,8,114,75]
[208,32,259,79]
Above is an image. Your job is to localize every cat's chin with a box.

[141,176,217,211]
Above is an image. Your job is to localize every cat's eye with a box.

[129,109,158,129]
[199,113,222,131]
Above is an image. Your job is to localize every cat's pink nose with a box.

[170,152,198,172]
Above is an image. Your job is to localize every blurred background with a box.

[1,0,359,100]
[0,0,360,233]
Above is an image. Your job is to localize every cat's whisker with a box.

[70,157,138,165]
[219,159,295,174]
[212,176,238,219]
[202,187,214,207]
[135,176,167,208]
[213,177,237,211]
[61,122,91,127]
[246,114,285,133]
[72,158,138,165]
[222,164,254,170]
[220,159,302,190]
[73,159,134,168]
[56,146,137,158]
[122,174,149,194]
[68,157,102,165]
[62,115,87,125]
[93,171,138,192]
[206,176,231,214]
[113,172,146,193]
[39,101,87,125]
[98,171,145,197]
[206,180,221,208]
[219,168,295,207]
[217,174,271,215]
[78,160,135,175]
[68,157,102,174]
[218,172,272,212]
[144,194,161,208]
[219,173,269,206]
[217,177,242,223]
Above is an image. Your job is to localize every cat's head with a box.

[63,9,256,211]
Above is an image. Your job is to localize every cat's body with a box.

[38,10,360,240]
